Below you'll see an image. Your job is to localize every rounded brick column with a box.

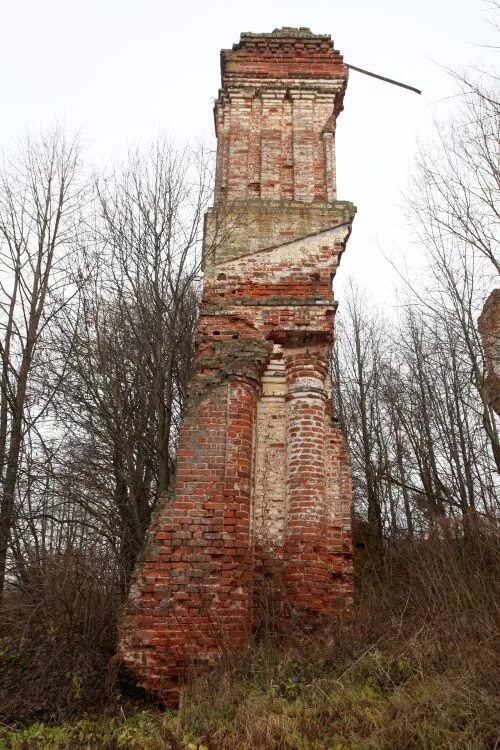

[284,351,330,612]
[219,375,259,648]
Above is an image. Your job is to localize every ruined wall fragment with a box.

[120,27,356,704]
[479,289,500,416]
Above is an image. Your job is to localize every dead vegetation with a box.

[0,550,119,725]
[1,515,498,749]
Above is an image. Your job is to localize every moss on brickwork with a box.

[204,201,356,265]
[185,339,273,410]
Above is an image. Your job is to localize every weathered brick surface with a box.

[479,289,500,416]
[120,27,356,704]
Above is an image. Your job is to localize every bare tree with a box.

[407,70,500,471]
[52,141,211,590]
[0,130,87,603]
[333,284,387,546]
[334,280,499,545]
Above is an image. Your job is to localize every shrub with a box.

[0,550,120,724]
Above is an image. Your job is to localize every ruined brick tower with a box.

[120,28,356,702]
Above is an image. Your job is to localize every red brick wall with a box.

[120,27,356,704]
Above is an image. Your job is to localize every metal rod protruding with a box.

[347,63,422,95]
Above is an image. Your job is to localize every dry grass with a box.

[174,514,500,749]
[0,550,120,725]
[1,515,499,749]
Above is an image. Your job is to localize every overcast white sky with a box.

[1,0,498,304]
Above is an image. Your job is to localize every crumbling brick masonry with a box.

[120,27,356,704]
[479,289,500,416]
